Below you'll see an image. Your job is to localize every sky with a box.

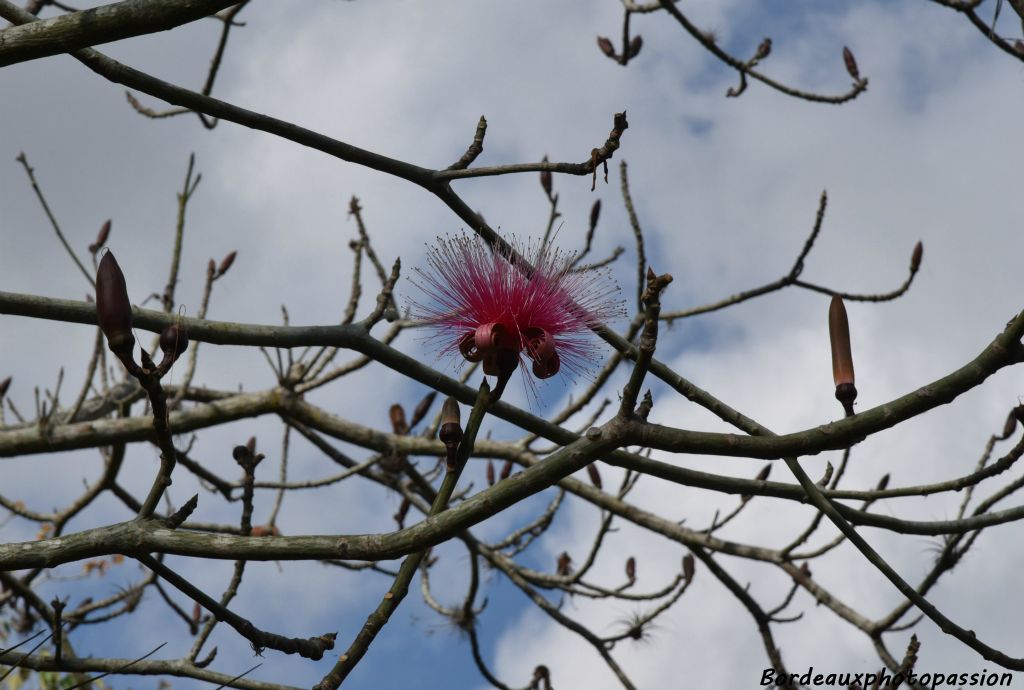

[2,0,1024,688]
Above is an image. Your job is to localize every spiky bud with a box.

[828,296,857,417]
[589,199,602,232]
[842,46,860,80]
[755,37,772,60]
[95,251,135,361]
[439,396,463,471]
[586,463,602,489]
[627,35,643,59]
[625,556,636,580]
[597,36,615,58]
[389,404,409,435]
[910,241,923,273]
[88,220,111,254]
[217,250,237,277]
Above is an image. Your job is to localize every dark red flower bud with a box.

[410,391,436,428]
[682,553,695,584]
[439,396,463,471]
[486,460,495,486]
[389,404,409,435]
[625,556,636,580]
[207,259,216,276]
[910,241,923,273]
[96,252,135,360]
[829,296,857,417]
[597,36,616,58]
[88,220,111,254]
[589,199,602,232]
[627,35,643,59]
[540,156,552,197]
[875,474,890,491]
[217,251,237,277]
[755,37,772,60]
[842,46,860,80]
[586,463,602,489]
[500,459,513,480]
[159,323,189,359]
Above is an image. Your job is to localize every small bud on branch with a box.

[95,251,136,364]
[842,46,860,80]
[439,396,463,471]
[829,295,857,417]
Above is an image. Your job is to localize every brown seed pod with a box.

[95,251,135,359]
[597,36,616,59]
[910,241,923,273]
[625,556,636,580]
[586,463,603,489]
[500,459,514,480]
[842,46,860,80]
[875,474,890,491]
[589,199,602,232]
[829,296,857,416]
[486,460,495,486]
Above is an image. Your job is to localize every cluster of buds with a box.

[96,251,188,377]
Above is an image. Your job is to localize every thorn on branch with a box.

[165,494,199,528]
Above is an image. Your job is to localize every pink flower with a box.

[410,235,623,389]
